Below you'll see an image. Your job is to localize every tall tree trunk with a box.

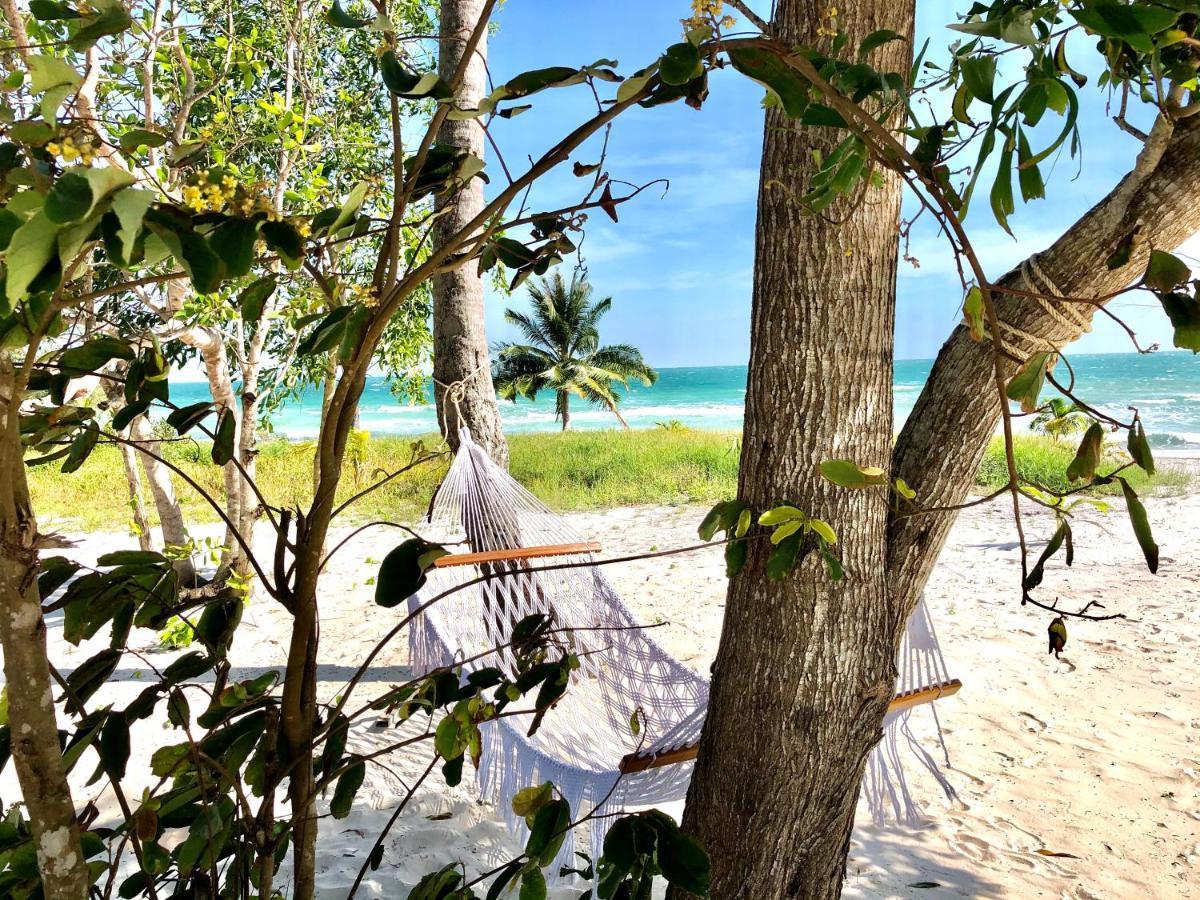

[102,372,195,582]
[889,113,1200,614]
[0,359,89,900]
[116,432,153,552]
[558,391,570,431]
[127,414,196,585]
[431,0,509,467]
[676,2,914,897]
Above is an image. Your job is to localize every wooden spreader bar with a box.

[433,541,603,569]
[618,678,962,774]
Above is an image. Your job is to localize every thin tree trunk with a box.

[313,363,336,494]
[431,0,508,467]
[0,359,89,900]
[559,391,570,431]
[676,3,914,897]
[889,113,1200,617]
[127,414,196,585]
[117,434,153,552]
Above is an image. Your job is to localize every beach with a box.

[12,486,1199,898]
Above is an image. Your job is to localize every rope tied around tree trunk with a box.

[981,253,1091,358]
[433,357,489,441]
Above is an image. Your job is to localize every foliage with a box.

[1030,397,1090,441]
[493,274,657,430]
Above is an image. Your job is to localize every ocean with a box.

[171,351,1200,448]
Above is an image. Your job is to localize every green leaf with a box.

[659,43,702,86]
[27,54,80,120]
[1066,422,1104,483]
[109,188,154,266]
[1157,291,1200,351]
[724,539,747,577]
[1143,250,1190,292]
[616,67,655,104]
[962,286,985,341]
[61,423,99,473]
[118,128,168,152]
[859,29,902,59]
[758,505,803,526]
[379,51,451,100]
[960,56,996,104]
[727,45,811,118]
[296,305,355,356]
[209,217,257,278]
[328,181,369,235]
[327,0,370,28]
[5,211,57,306]
[807,518,837,545]
[519,868,547,900]
[330,757,366,818]
[238,276,276,325]
[58,335,134,374]
[64,648,121,714]
[1024,520,1069,591]
[30,0,81,19]
[45,172,93,223]
[260,219,303,265]
[166,401,214,435]
[375,538,444,607]
[69,4,134,50]
[819,459,887,489]
[512,782,554,823]
[1072,4,1177,53]
[526,798,570,865]
[99,713,130,780]
[1005,352,1051,414]
[1118,477,1158,574]
[765,532,802,581]
[648,813,710,896]
[503,66,585,99]
[211,406,236,466]
[1127,420,1155,475]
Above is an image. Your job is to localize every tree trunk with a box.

[128,414,196,585]
[889,113,1200,617]
[675,2,914,897]
[558,391,570,431]
[431,0,508,467]
[0,359,89,900]
[117,433,153,552]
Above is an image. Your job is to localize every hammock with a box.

[408,429,959,871]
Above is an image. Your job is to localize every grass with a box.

[25,429,1189,533]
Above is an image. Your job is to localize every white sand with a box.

[5,486,1199,898]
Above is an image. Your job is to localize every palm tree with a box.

[492,273,657,430]
[1031,396,1090,442]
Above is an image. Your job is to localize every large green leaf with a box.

[68,1,134,50]
[237,276,276,325]
[526,798,570,865]
[209,217,257,278]
[819,459,887,488]
[1144,250,1190,292]
[1157,291,1200,351]
[1118,476,1159,574]
[5,211,57,306]
[503,66,586,99]
[1005,352,1050,413]
[1065,421,1104,483]
[659,42,702,86]
[27,54,80,120]
[960,55,996,104]
[1072,3,1177,53]
[727,44,811,118]
[211,406,236,465]
[330,757,366,818]
[1127,420,1155,475]
[374,539,447,607]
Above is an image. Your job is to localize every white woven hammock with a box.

[408,429,957,871]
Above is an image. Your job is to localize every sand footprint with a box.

[1018,711,1047,733]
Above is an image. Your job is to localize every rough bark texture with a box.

[676,3,914,897]
[0,360,89,900]
[431,0,509,467]
[889,114,1200,616]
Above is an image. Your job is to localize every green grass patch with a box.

[25,429,1188,533]
[976,434,1190,496]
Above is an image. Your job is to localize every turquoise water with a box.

[171,351,1200,447]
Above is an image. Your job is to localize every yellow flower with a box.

[222,174,237,189]
[46,142,61,156]
[61,145,79,161]
[297,222,312,238]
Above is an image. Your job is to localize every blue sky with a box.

[479,1,1193,366]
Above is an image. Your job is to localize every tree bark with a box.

[0,359,89,900]
[675,2,914,897]
[431,0,509,467]
[889,113,1200,617]
[558,390,570,431]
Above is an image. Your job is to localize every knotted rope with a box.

[981,253,1092,357]
[433,358,489,441]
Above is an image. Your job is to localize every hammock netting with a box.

[409,429,956,872]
